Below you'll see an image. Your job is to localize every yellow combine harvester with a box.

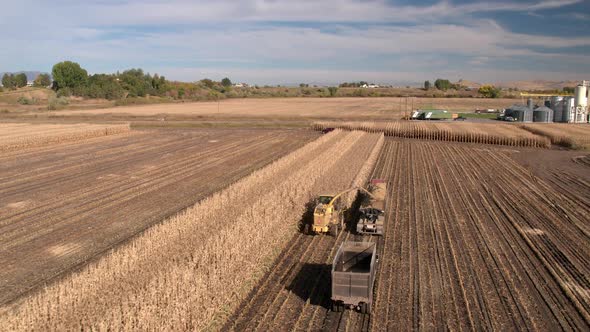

[305,187,374,236]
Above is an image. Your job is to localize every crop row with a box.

[313,121,550,148]
[0,123,130,152]
[520,123,590,149]
[0,130,384,330]
[372,139,589,330]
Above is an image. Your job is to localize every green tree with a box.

[221,77,232,87]
[478,85,502,98]
[14,73,28,88]
[2,73,15,89]
[328,86,338,97]
[87,74,125,100]
[424,80,431,90]
[52,61,88,94]
[117,69,155,97]
[34,73,51,87]
[434,78,451,91]
[200,78,215,89]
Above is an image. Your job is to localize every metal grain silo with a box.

[533,106,553,123]
[551,96,564,122]
[508,105,533,122]
[563,97,575,123]
[575,85,587,107]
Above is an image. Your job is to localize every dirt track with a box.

[0,128,317,305]
[225,138,589,331]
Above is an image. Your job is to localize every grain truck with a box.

[331,241,378,314]
[356,179,386,235]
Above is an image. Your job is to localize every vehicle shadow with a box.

[285,262,332,308]
[298,198,318,234]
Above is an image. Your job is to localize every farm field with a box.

[48,97,517,120]
[0,122,130,152]
[225,138,589,331]
[0,127,317,305]
[0,130,384,330]
[372,139,589,330]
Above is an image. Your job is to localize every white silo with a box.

[575,85,587,107]
[563,97,575,123]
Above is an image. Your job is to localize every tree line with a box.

[49,61,170,100]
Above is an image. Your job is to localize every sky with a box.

[1,0,589,85]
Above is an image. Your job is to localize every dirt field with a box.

[225,138,589,331]
[50,97,517,120]
[0,128,317,305]
[372,140,589,330]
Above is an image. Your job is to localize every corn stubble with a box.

[313,121,551,148]
[0,129,384,330]
[0,123,130,152]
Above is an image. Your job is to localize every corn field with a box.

[520,123,590,150]
[0,123,130,152]
[313,121,551,148]
[0,129,384,331]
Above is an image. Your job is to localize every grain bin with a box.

[563,97,575,123]
[533,106,553,123]
[550,96,564,122]
[507,105,533,122]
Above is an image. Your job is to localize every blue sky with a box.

[1,0,589,85]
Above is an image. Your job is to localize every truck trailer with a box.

[331,241,378,314]
[356,179,386,235]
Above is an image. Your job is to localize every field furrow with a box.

[372,138,589,331]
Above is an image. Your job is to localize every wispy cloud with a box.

[0,0,588,83]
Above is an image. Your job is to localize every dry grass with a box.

[520,124,590,150]
[0,129,383,330]
[0,123,130,152]
[313,121,550,148]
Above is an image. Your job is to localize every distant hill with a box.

[455,79,482,89]
[0,71,48,82]
[453,79,581,91]
[496,80,580,91]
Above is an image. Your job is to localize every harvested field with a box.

[372,139,589,330]
[313,121,550,148]
[225,138,589,331]
[521,123,590,149]
[50,97,517,119]
[0,123,130,152]
[0,130,384,331]
[0,128,316,305]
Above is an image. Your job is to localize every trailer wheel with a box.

[331,301,342,312]
[360,302,370,314]
[304,224,310,235]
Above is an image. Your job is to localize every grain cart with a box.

[331,241,377,314]
[356,179,387,235]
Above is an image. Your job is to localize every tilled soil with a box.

[0,128,317,305]
[372,139,589,330]
[225,138,589,331]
